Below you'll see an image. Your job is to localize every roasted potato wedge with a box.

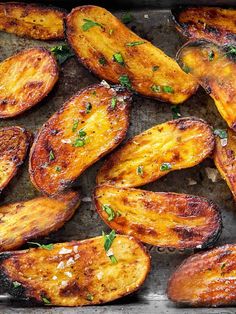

[0,47,59,118]
[29,83,131,196]
[94,185,222,249]
[66,5,198,104]
[172,7,236,45]
[0,190,80,252]
[0,235,150,306]
[0,2,66,40]
[167,244,236,306]
[214,128,236,200]
[177,40,236,130]
[0,126,31,192]
[97,117,214,187]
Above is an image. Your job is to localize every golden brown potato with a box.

[0,2,66,40]
[167,244,236,306]
[94,185,222,249]
[214,128,236,200]
[65,5,198,104]
[177,40,236,131]
[0,235,150,306]
[97,117,214,187]
[0,190,80,252]
[172,7,236,45]
[29,83,131,196]
[0,126,31,192]
[0,48,59,118]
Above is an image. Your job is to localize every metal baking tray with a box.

[1,1,236,313]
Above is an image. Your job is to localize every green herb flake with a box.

[82,19,102,31]
[72,119,79,132]
[109,29,114,35]
[103,229,116,252]
[113,52,124,65]
[49,150,55,161]
[13,281,21,288]
[78,129,87,138]
[152,65,159,72]
[50,45,74,65]
[221,262,226,270]
[214,129,227,139]
[208,50,215,61]
[109,255,118,264]
[55,166,61,172]
[171,105,181,119]
[136,165,143,176]
[42,296,51,305]
[73,138,85,147]
[225,45,236,58]
[163,86,174,93]
[86,293,94,301]
[111,97,117,109]
[102,204,116,221]
[126,41,145,47]
[182,64,190,74]
[85,102,92,114]
[28,242,54,250]
[160,163,172,171]
[151,85,161,93]
[121,12,133,24]
[99,57,107,65]
[119,75,132,89]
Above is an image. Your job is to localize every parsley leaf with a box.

[208,50,215,61]
[152,65,159,72]
[163,86,174,93]
[151,85,161,93]
[28,242,54,250]
[182,64,190,74]
[13,281,21,288]
[50,45,74,65]
[73,138,85,147]
[85,103,92,114]
[49,150,55,161]
[214,129,227,139]
[160,163,172,171]
[113,52,124,65]
[72,119,79,132]
[111,97,117,109]
[82,19,102,31]
[86,293,94,301]
[225,45,236,59]
[99,57,107,65]
[121,12,133,24]
[126,41,145,47]
[119,75,132,89]
[171,105,181,119]
[102,204,116,221]
[41,296,51,305]
[55,166,61,172]
[78,129,86,137]
[136,165,143,176]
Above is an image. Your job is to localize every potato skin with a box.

[0,126,31,192]
[177,40,236,131]
[167,244,236,306]
[0,190,80,252]
[94,185,222,249]
[0,2,66,40]
[97,117,214,187]
[0,47,59,118]
[29,83,131,196]
[214,128,236,200]
[0,236,150,306]
[66,5,198,104]
[172,7,236,45]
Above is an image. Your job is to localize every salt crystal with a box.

[66,257,75,266]
[73,245,79,253]
[59,247,72,255]
[61,280,68,287]
[52,276,57,280]
[65,271,72,278]
[75,253,80,260]
[57,261,65,269]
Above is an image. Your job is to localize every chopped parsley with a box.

[113,52,124,65]
[208,50,215,61]
[214,129,227,139]
[151,85,161,93]
[73,138,85,147]
[171,105,181,119]
[225,45,236,58]
[92,91,96,96]
[13,281,21,288]
[99,57,107,65]
[163,86,174,93]
[102,204,116,221]
[82,19,102,31]
[126,41,145,47]
[221,262,226,270]
[41,296,51,305]
[102,230,117,263]
[55,166,61,172]
[86,293,94,301]
[119,75,132,89]
[121,12,133,24]
[85,102,92,114]
[182,64,190,74]
[28,242,54,250]
[78,129,86,137]
[152,65,159,72]
[160,163,172,171]
[111,97,117,109]
[136,165,143,176]
[72,119,79,132]
[49,150,55,161]
[50,45,74,65]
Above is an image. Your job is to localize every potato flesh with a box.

[173,7,236,45]
[97,118,214,187]
[0,2,65,40]
[0,48,58,118]
[177,41,236,130]
[167,244,236,306]
[94,185,221,249]
[29,84,131,195]
[214,129,236,199]
[66,5,198,104]
[0,236,150,306]
[0,191,80,252]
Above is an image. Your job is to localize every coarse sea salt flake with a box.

[75,253,80,260]
[73,245,79,253]
[65,271,72,278]
[66,257,75,266]
[57,261,65,269]
[52,276,57,280]
[59,247,72,255]
[61,280,68,287]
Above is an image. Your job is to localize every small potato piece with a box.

[0,2,66,40]
[172,7,236,45]
[0,190,80,252]
[66,5,198,104]
[0,235,150,306]
[0,126,31,192]
[214,128,236,200]
[167,244,236,306]
[97,117,214,187]
[29,83,131,196]
[0,48,59,118]
[177,40,236,131]
[94,185,222,249]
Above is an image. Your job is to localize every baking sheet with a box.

[0,6,236,314]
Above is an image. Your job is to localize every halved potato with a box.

[177,40,236,130]
[29,83,131,196]
[65,5,198,104]
[94,185,222,249]
[167,244,236,306]
[214,128,236,200]
[0,190,80,252]
[0,235,150,306]
[97,117,214,187]
[0,2,66,40]
[0,48,59,118]
[0,126,31,192]
[172,7,236,45]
